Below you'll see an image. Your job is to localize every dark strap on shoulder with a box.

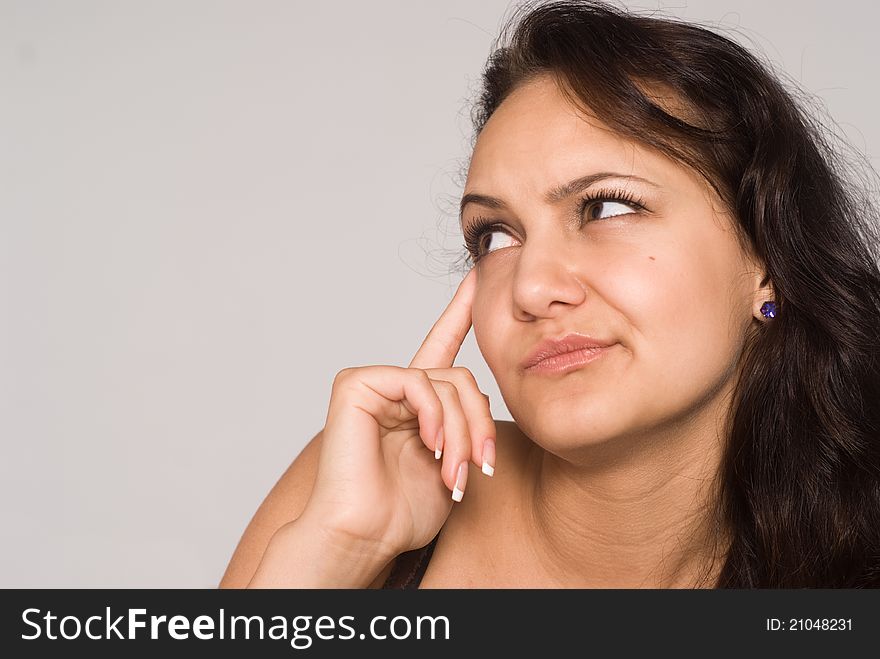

[380,532,440,589]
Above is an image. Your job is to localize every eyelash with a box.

[461,187,647,264]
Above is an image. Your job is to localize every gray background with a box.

[1,0,877,587]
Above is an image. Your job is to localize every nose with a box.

[511,234,588,320]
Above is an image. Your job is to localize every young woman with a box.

[220,0,880,588]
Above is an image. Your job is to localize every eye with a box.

[462,217,518,264]
[476,227,517,255]
[579,187,646,222]
[584,199,636,220]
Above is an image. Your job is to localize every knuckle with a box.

[333,367,355,386]
[452,366,476,382]
[433,379,458,397]
[407,367,431,382]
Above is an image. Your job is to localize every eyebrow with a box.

[459,171,660,221]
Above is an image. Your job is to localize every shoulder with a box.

[220,429,324,587]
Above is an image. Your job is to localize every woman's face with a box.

[464,75,770,456]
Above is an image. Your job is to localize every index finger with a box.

[408,267,477,370]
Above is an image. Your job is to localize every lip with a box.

[521,332,618,374]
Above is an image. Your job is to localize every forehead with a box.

[465,75,683,196]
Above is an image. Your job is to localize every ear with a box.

[751,270,777,321]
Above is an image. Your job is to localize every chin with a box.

[510,398,632,455]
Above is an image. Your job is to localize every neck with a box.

[517,385,734,588]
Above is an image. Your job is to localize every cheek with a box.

[613,244,745,389]
[472,284,501,359]
[590,245,685,345]
[472,279,519,383]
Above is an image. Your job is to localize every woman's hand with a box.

[296,267,495,562]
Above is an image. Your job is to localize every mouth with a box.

[523,344,616,375]
[520,331,618,372]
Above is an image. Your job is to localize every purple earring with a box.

[760,301,777,319]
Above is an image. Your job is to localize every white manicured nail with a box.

[451,462,468,502]
[481,437,496,477]
[435,427,444,460]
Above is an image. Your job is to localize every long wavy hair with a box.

[465,0,880,587]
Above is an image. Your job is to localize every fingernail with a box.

[481,437,495,477]
[451,462,468,502]
[435,427,444,460]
